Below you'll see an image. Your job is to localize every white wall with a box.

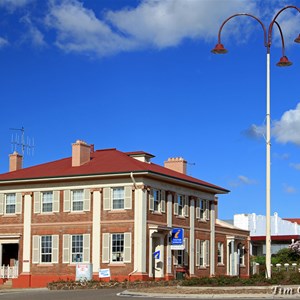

[234,213,300,236]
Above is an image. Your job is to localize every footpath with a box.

[119,285,300,298]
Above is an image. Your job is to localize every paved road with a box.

[1,289,300,300]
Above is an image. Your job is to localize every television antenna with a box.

[10,126,34,157]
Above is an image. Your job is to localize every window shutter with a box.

[63,234,70,263]
[184,196,189,217]
[124,232,131,263]
[0,194,4,215]
[63,190,71,212]
[102,233,110,263]
[149,189,154,211]
[124,186,132,209]
[83,189,90,211]
[196,199,200,219]
[184,238,189,266]
[34,192,41,214]
[32,235,40,264]
[15,193,22,214]
[83,234,90,263]
[53,191,60,212]
[161,190,166,213]
[52,235,59,263]
[103,188,111,210]
[196,239,200,267]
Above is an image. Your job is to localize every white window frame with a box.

[5,193,16,215]
[112,187,124,210]
[111,233,125,262]
[32,234,59,264]
[71,234,83,263]
[153,189,161,212]
[102,232,131,264]
[217,242,224,264]
[206,240,210,267]
[238,244,245,266]
[41,235,52,263]
[199,199,206,220]
[200,240,205,267]
[71,190,84,212]
[177,195,184,217]
[41,191,53,213]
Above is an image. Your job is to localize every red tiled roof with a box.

[283,218,300,225]
[251,235,300,241]
[0,148,229,193]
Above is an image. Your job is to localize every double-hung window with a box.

[177,195,184,216]
[111,233,124,262]
[41,235,52,263]
[238,243,245,265]
[153,189,161,212]
[217,242,224,264]
[72,190,84,211]
[42,192,53,213]
[5,193,16,214]
[112,188,124,210]
[72,235,83,263]
[199,199,206,220]
[32,234,59,264]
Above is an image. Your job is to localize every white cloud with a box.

[229,175,257,187]
[290,163,300,170]
[243,124,265,140]
[20,15,46,47]
[272,7,300,48]
[44,0,259,57]
[0,0,32,10]
[283,183,297,194]
[0,37,9,48]
[105,0,258,48]
[273,103,300,145]
[45,0,138,57]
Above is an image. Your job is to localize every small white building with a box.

[234,213,300,256]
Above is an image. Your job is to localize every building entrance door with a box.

[2,243,18,266]
[152,236,164,279]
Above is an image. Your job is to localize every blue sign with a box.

[171,228,184,245]
[153,250,160,259]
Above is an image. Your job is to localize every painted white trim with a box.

[134,188,147,273]
[23,194,32,273]
[189,199,195,275]
[92,190,101,273]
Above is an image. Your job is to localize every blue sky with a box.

[0,0,300,219]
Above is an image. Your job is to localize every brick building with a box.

[0,140,249,288]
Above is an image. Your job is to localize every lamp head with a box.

[294,34,300,43]
[276,56,293,67]
[211,43,228,54]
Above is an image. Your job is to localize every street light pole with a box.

[211,5,300,279]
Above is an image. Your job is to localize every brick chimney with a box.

[164,157,187,175]
[9,151,23,172]
[72,140,91,167]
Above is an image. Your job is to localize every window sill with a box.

[68,211,86,214]
[175,216,186,219]
[197,266,207,270]
[3,214,17,217]
[37,263,54,267]
[36,212,55,216]
[151,211,163,215]
[197,219,208,223]
[108,263,126,267]
[108,210,127,213]
[217,263,225,267]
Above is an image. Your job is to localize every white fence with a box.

[0,265,18,278]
